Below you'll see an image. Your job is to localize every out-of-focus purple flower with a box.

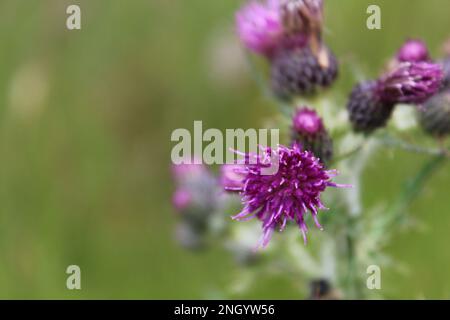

[172,189,192,211]
[171,159,217,213]
[220,164,246,192]
[379,62,443,104]
[171,159,220,250]
[236,0,283,57]
[171,158,207,183]
[397,39,430,63]
[293,107,324,135]
[231,143,349,248]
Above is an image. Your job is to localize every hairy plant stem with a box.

[339,139,378,299]
[344,217,364,299]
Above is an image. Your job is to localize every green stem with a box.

[376,133,448,157]
[332,142,365,164]
[380,155,446,231]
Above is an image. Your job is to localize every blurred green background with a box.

[0,0,449,299]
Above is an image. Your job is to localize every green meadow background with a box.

[0,0,449,299]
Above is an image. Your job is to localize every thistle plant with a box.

[171,0,449,299]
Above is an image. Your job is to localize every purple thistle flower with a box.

[378,62,443,104]
[397,39,430,63]
[236,0,284,57]
[231,143,349,248]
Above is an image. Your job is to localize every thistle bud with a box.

[397,39,430,63]
[291,107,333,164]
[271,44,338,99]
[347,81,395,134]
[419,90,450,138]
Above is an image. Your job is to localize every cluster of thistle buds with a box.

[171,1,450,250]
[348,39,444,134]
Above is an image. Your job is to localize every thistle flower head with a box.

[293,107,324,135]
[271,44,338,98]
[347,81,395,134]
[378,62,443,104]
[236,0,283,57]
[397,39,430,63]
[232,143,348,248]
